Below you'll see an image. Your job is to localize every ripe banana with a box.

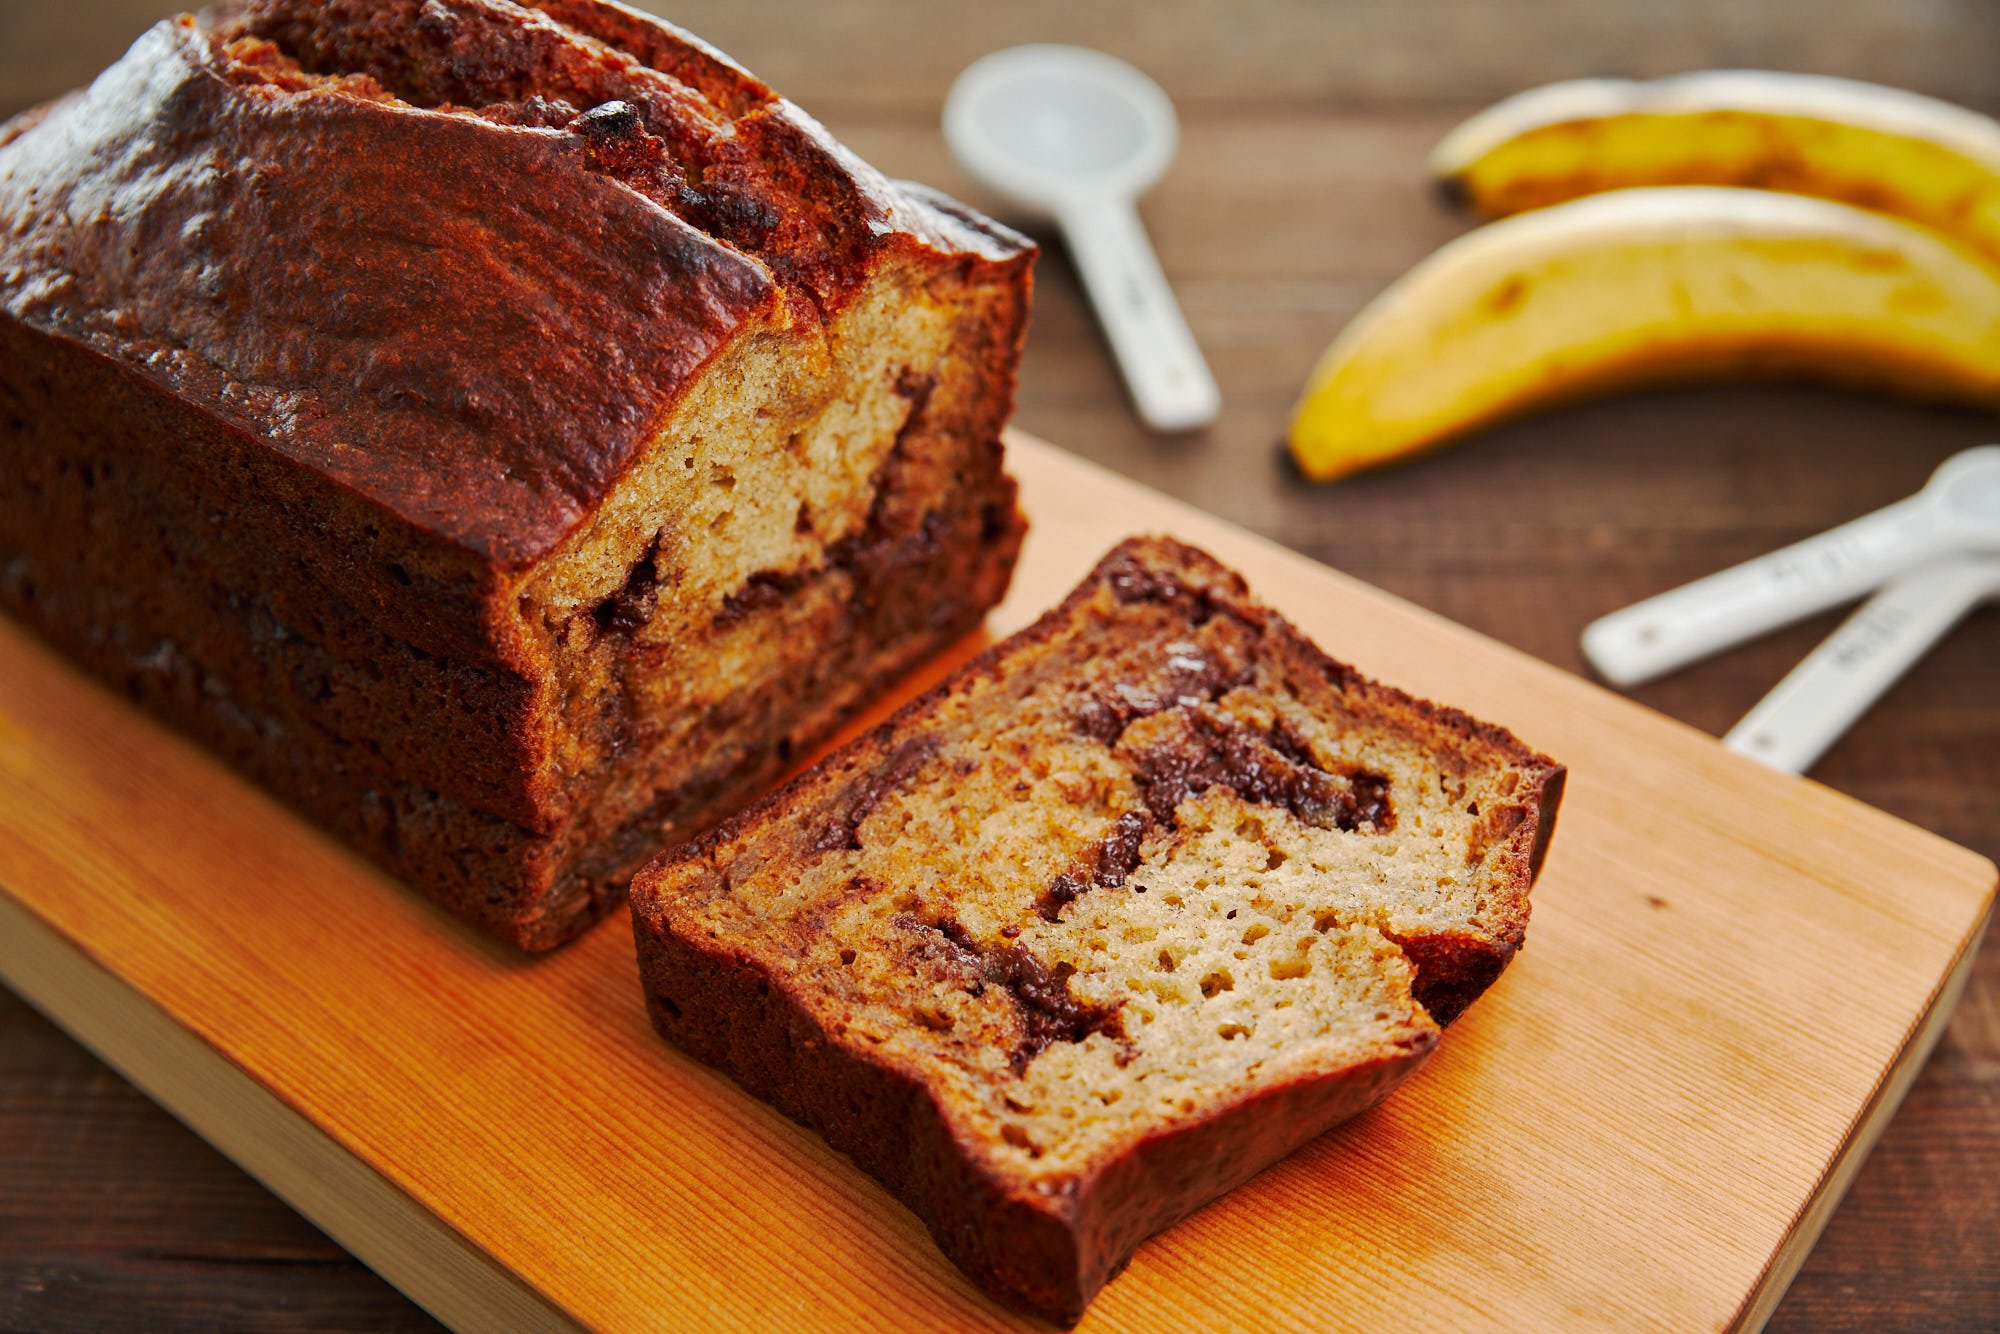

[1430,70,2000,267]
[1286,187,2000,483]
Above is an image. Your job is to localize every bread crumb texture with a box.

[634,537,1563,1315]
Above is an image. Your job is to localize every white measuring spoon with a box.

[1582,446,2000,686]
[1723,552,2000,774]
[945,45,1221,432]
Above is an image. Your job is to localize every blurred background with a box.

[1,1,1995,1330]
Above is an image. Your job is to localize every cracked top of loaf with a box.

[0,0,1029,568]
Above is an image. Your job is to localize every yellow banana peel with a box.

[1286,187,2000,483]
[1430,70,2000,268]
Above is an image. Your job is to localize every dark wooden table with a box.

[3,1,1994,1328]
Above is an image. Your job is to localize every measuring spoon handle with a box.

[1581,495,1956,687]
[1723,555,2000,774]
[1057,198,1220,433]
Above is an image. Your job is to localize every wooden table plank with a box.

[7,0,2000,115]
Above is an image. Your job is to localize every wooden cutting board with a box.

[0,433,1990,1333]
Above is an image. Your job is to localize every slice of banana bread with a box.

[631,536,1565,1322]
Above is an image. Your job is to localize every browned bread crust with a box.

[632,536,1565,1320]
[0,0,1033,948]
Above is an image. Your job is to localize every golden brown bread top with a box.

[0,0,1030,569]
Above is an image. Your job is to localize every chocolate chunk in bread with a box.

[0,0,1033,948]
[631,536,1565,1321]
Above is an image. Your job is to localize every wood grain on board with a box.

[0,436,1992,1332]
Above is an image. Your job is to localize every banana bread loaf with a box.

[632,536,1565,1321]
[0,0,1032,948]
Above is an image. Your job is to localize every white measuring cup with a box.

[945,45,1221,432]
[1582,446,2000,687]
[1723,552,2000,774]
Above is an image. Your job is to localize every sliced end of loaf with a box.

[0,0,1036,949]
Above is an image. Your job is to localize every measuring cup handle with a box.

[1057,199,1220,432]
[1722,556,1999,774]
